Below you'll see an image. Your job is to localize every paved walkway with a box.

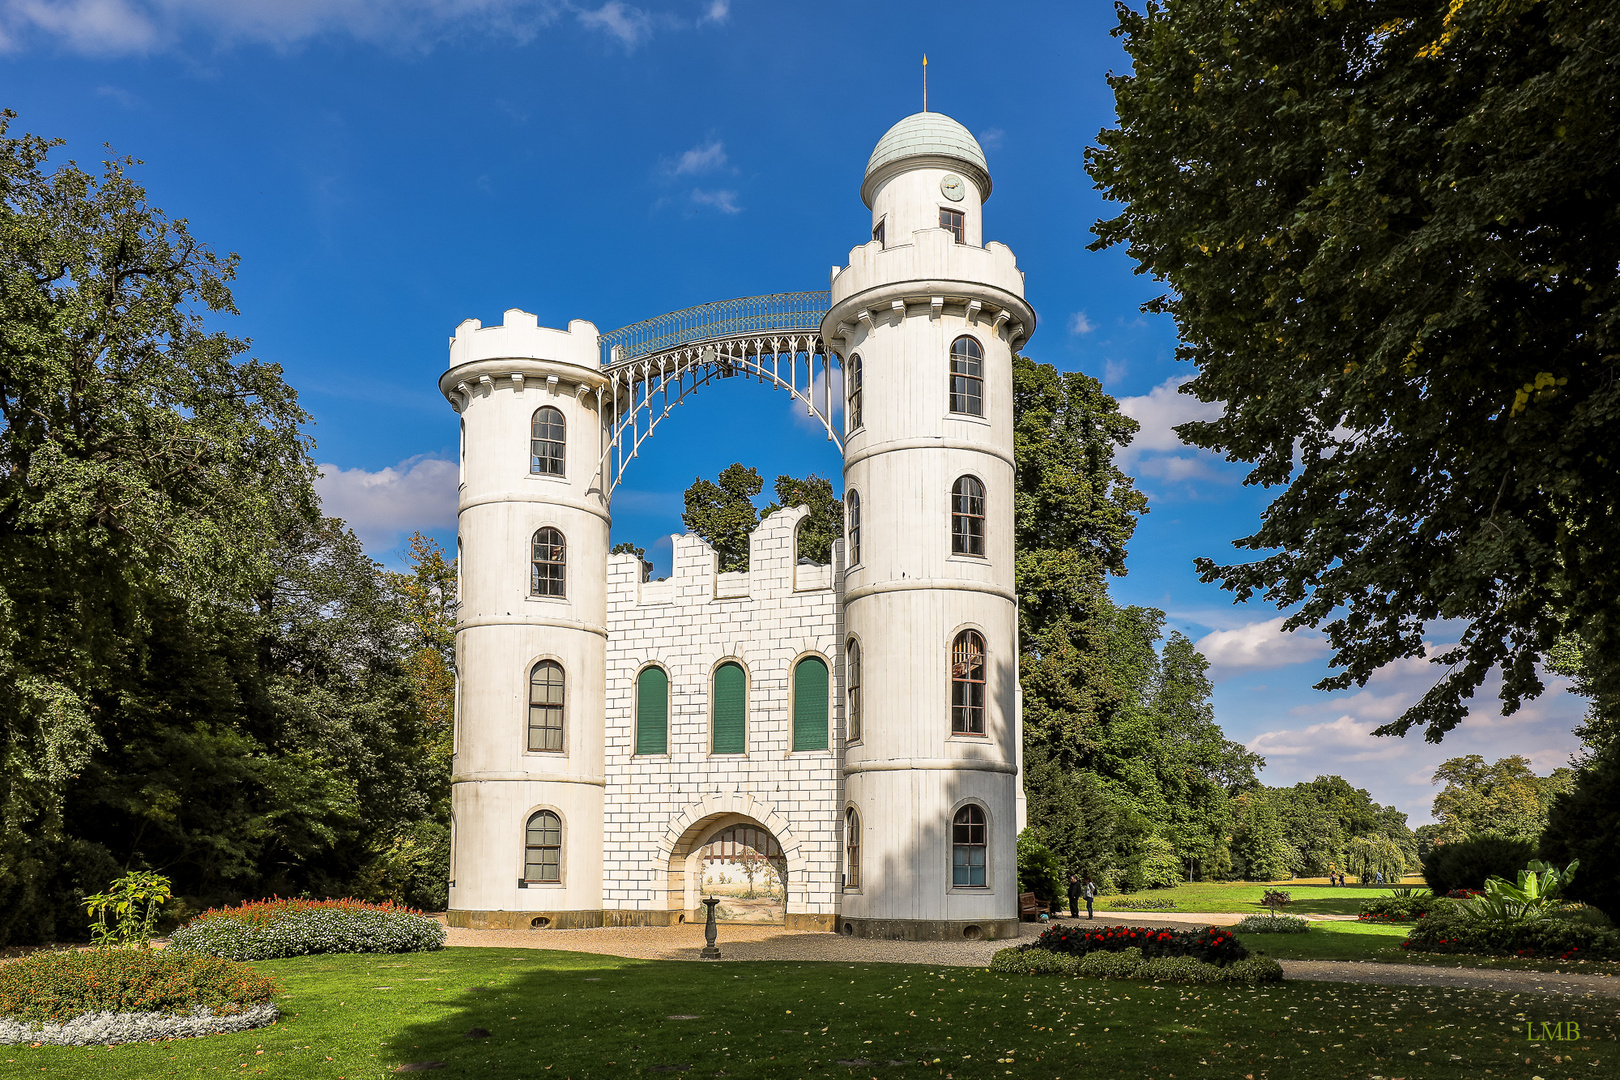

[446,917,1620,999]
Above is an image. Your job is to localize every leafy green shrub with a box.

[82,871,172,950]
[1101,897,1178,911]
[1421,835,1536,897]
[1401,907,1620,960]
[1027,922,1248,965]
[1359,891,1439,922]
[0,950,277,1024]
[1234,913,1311,933]
[167,898,445,960]
[989,946,1281,984]
[1261,890,1291,912]
[1016,830,1064,907]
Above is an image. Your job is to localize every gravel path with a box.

[447,917,1620,998]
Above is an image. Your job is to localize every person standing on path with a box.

[1067,873,1081,918]
[1083,876,1097,919]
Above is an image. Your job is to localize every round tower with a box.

[826,112,1034,939]
[441,310,609,930]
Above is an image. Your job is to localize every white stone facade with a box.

[442,109,1034,940]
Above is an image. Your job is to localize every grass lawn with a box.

[3,947,1616,1079]
[1096,880,1421,917]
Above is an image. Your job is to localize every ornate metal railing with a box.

[598,291,830,366]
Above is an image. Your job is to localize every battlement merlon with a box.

[439,309,605,410]
[607,505,842,608]
[823,229,1036,351]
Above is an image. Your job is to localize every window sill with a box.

[524,749,566,756]
[518,880,565,889]
[946,733,991,742]
[525,594,569,603]
[787,747,833,757]
[947,412,992,428]
[526,472,569,483]
[946,553,988,564]
[947,885,993,894]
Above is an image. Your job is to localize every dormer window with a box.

[872,218,886,246]
[939,207,965,243]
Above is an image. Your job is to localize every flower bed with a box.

[0,950,278,1045]
[1021,923,1248,965]
[1359,892,1441,922]
[167,897,445,961]
[990,945,1281,984]
[1233,913,1311,934]
[1401,909,1620,961]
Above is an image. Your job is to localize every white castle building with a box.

[441,109,1036,940]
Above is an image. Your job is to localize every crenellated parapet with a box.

[441,309,605,412]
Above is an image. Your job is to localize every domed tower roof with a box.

[861,111,991,209]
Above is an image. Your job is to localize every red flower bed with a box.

[1026,923,1247,966]
[190,897,426,928]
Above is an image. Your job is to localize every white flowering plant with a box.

[167,897,445,960]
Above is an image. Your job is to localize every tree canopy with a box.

[680,465,843,569]
[1426,753,1574,843]
[1089,0,1620,741]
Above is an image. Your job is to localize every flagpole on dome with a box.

[922,54,928,113]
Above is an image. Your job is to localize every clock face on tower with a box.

[940,174,965,202]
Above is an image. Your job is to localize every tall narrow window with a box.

[711,661,747,754]
[949,336,983,415]
[952,805,987,887]
[528,660,564,751]
[872,219,885,246]
[940,206,965,243]
[792,655,829,752]
[635,665,669,755]
[531,407,565,475]
[846,637,862,743]
[951,476,986,556]
[847,353,863,432]
[531,528,566,597]
[524,810,562,883]
[846,490,861,566]
[951,630,987,735]
[845,807,862,889]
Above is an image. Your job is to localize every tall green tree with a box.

[682,463,764,572]
[1428,754,1574,843]
[1089,0,1620,741]
[763,473,843,565]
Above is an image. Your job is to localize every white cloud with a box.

[1116,375,1222,452]
[1102,357,1127,384]
[0,0,642,56]
[791,362,842,436]
[697,0,727,24]
[1196,616,1331,677]
[574,0,651,49]
[977,127,1004,151]
[690,187,741,214]
[661,138,728,178]
[1067,310,1095,336]
[315,455,457,553]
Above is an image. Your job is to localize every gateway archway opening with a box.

[698,823,786,923]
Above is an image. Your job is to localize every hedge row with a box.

[168,901,445,961]
[0,950,277,1025]
[990,945,1282,985]
[1233,913,1311,934]
[1027,923,1248,965]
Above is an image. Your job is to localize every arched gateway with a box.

[444,108,1034,939]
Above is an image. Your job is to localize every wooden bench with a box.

[1019,892,1051,921]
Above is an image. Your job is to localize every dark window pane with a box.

[793,656,829,752]
[940,207,965,243]
[531,407,566,475]
[528,661,565,751]
[531,528,566,597]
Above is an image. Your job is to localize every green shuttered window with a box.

[711,662,747,754]
[635,666,669,755]
[792,656,829,752]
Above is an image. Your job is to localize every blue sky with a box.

[3,0,1585,826]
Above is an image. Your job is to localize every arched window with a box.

[949,336,983,416]
[951,630,987,735]
[846,637,862,743]
[635,665,669,756]
[711,661,747,755]
[952,805,987,888]
[792,655,829,752]
[845,806,862,889]
[847,353,863,432]
[528,660,564,751]
[951,476,985,557]
[531,528,565,597]
[524,810,562,883]
[846,490,861,566]
[531,407,565,475]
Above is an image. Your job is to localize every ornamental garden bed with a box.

[167,898,446,961]
[0,950,279,1046]
[990,923,1282,984]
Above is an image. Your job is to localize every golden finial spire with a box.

[922,54,928,112]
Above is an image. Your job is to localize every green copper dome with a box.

[861,111,991,208]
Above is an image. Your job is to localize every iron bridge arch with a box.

[593,292,840,498]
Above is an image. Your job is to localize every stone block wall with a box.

[602,505,846,921]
